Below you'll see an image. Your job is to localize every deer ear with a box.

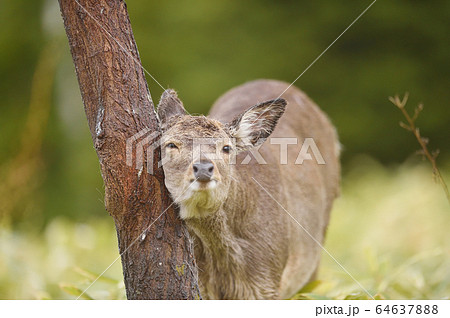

[227,98,286,151]
[157,89,187,129]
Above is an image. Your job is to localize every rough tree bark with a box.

[58,0,200,299]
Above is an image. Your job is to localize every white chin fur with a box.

[178,181,221,219]
[190,180,217,191]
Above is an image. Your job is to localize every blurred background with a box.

[0,0,449,299]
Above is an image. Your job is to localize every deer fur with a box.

[157,79,340,299]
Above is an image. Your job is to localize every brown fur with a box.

[157,79,340,299]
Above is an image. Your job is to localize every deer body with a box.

[157,79,340,299]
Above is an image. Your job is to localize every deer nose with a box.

[193,161,214,182]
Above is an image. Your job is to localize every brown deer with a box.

[157,79,340,299]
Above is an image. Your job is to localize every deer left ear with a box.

[226,98,286,151]
[157,89,187,129]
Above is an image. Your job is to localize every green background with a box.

[0,0,449,299]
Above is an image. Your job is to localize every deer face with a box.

[157,89,286,219]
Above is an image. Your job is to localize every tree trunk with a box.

[58,0,200,299]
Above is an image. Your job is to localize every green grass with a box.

[295,157,450,300]
[1,159,449,299]
[0,218,125,299]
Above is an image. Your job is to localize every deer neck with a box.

[186,209,243,263]
[182,175,263,299]
[182,178,248,268]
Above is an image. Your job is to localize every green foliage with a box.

[0,218,125,299]
[1,162,448,299]
[308,159,450,300]
[59,284,93,300]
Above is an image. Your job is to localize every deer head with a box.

[157,89,286,219]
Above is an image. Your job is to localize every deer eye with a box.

[166,143,178,149]
[222,145,231,153]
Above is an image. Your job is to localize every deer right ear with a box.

[227,98,286,151]
[157,89,187,129]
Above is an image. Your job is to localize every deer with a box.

[157,79,340,299]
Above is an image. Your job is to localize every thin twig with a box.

[389,93,450,205]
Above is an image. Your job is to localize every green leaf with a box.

[299,280,322,293]
[74,267,118,284]
[343,292,373,300]
[291,293,331,300]
[59,283,94,300]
